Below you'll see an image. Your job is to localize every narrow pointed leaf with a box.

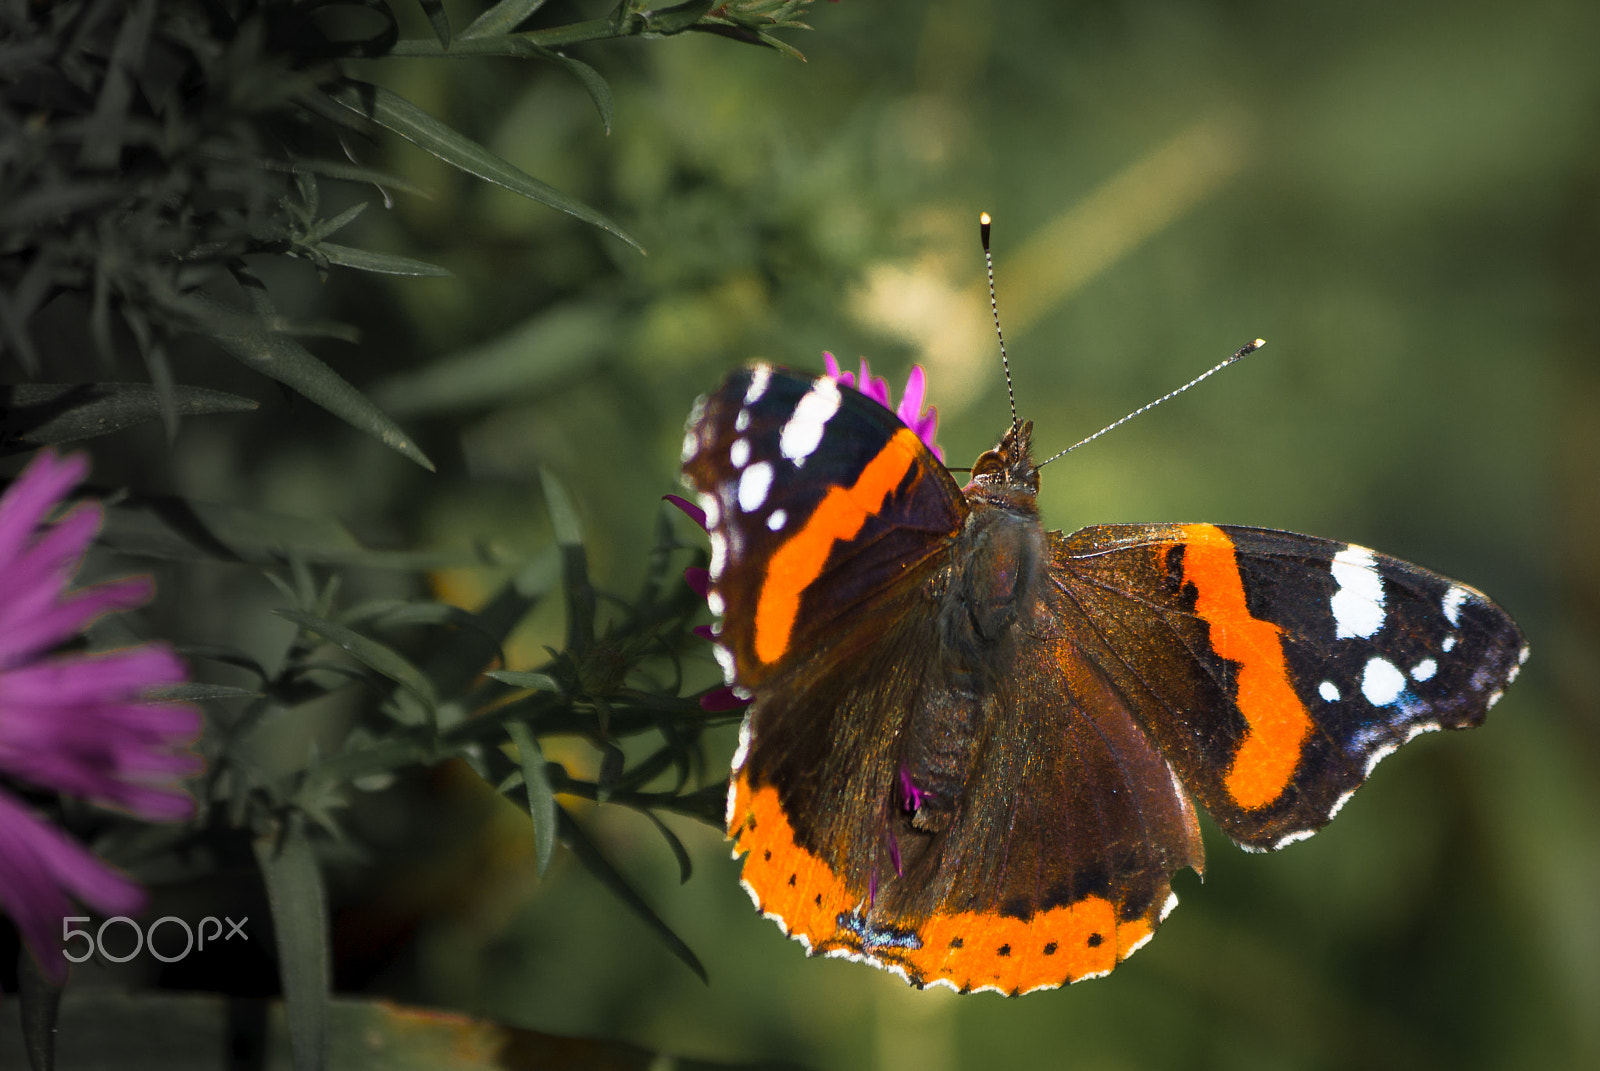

[462,0,551,38]
[506,721,560,875]
[310,243,452,276]
[416,0,451,47]
[1,383,257,453]
[254,824,330,1071]
[16,946,63,1071]
[644,811,694,884]
[189,292,434,471]
[275,609,439,714]
[642,0,718,35]
[314,82,641,251]
[487,670,561,691]
[371,301,617,416]
[558,810,707,983]
[540,468,594,654]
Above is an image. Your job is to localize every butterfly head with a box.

[966,418,1040,502]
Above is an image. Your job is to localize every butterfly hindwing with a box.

[1051,523,1528,850]
[728,550,1204,994]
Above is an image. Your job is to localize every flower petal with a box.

[663,494,707,532]
[0,451,89,574]
[0,791,146,983]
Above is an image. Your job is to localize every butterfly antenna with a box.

[1036,338,1266,468]
[980,212,1019,432]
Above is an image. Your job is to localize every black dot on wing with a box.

[997,943,1012,957]
[1043,942,1058,956]
[788,873,797,886]
[814,894,822,907]
[763,849,771,861]
[949,936,964,949]
[1087,933,1103,948]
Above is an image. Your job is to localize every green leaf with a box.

[644,810,694,884]
[16,946,63,1071]
[275,609,439,717]
[78,0,157,169]
[416,0,451,48]
[312,81,641,252]
[0,383,257,454]
[487,670,561,691]
[541,468,595,655]
[254,822,330,1071]
[523,43,613,134]
[144,682,263,702]
[188,290,435,471]
[421,547,560,699]
[98,491,490,570]
[371,301,617,416]
[558,810,707,983]
[300,202,368,244]
[640,0,718,36]
[461,0,552,39]
[506,721,561,875]
[309,243,452,277]
[540,466,584,548]
[267,157,433,199]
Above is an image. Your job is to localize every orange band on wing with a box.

[1178,524,1311,810]
[730,777,1157,993]
[753,428,922,665]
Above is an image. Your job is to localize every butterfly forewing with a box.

[682,363,967,689]
[1051,523,1528,850]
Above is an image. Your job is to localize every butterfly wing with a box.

[727,564,1206,994]
[681,362,968,688]
[1049,523,1529,850]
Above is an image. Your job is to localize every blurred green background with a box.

[97,0,1600,1067]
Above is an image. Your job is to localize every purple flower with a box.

[823,353,942,461]
[0,450,201,982]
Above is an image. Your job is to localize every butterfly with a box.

[677,282,1526,999]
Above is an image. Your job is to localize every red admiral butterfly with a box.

[677,223,1527,995]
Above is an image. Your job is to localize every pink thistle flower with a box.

[0,450,202,982]
[823,353,943,461]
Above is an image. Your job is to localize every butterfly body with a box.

[681,360,1526,994]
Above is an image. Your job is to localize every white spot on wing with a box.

[707,591,725,615]
[730,716,753,770]
[1361,657,1406,706]
[1442,635,1457,652]
[1159,891,1180,922]
[779,377,842,466]
[1519,645,1530,664]
[735,408,751,432]
[738,461,773,512]
[681,429,697,462]
[744,364,772,405]
[1273,829,1316,850]
[699,494,720,530]
[708,531,727,579]
[1506,663,1521,684]
[1443,586,1469,626]
[713,644,736,682]
[767,509,788,531]
[1487,688,1505,709]
[729,438,750,468]
[1411,658,1438,682]
[1330,545,1386,639]
[1319,680,1341,703]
